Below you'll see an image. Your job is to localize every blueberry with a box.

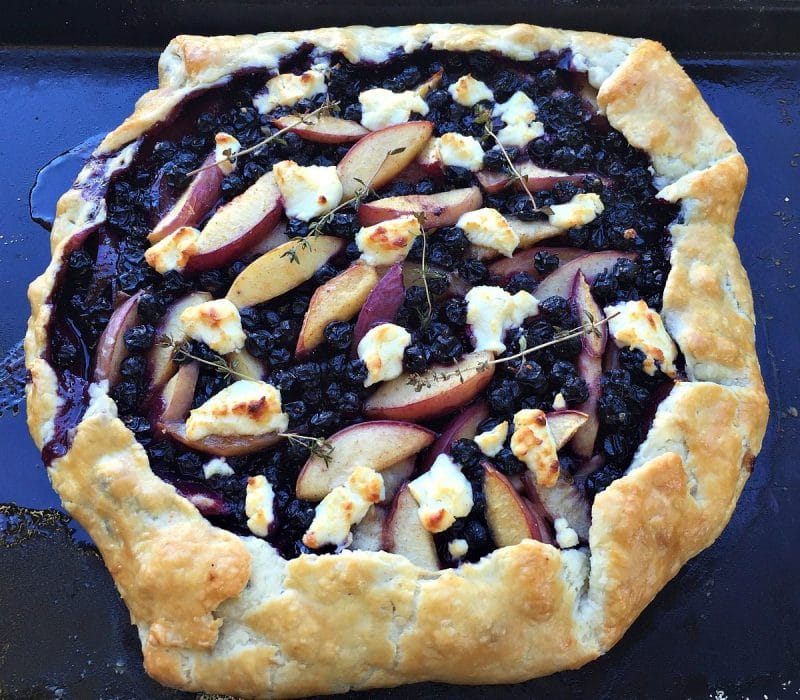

[430,332,463,363]
[110,380,139,413]
[340,392,362,418]
[245,330,274,358]
[514,360,546,390]
[302,385,323,405]
[198,269,227,295]
[533,251,560,275]
[120,355,147,381]
[505,272,538,295]
[561,375,589,404]
[221,173,245,200]
[494,447,526,476]
[456,258,488,284]
[268,347,292,368]
[343,103,362,122]
[313,262,338,285]
[284,401,308,424]
[123,324,155,352]
[345,359,368,387]
[464,519,490,551]
[294,362,322,386]
[328,210,358,237]
[309,410,337,436]
[345,241,361,262]
[428,244,455,270]
[450,438,482,469]
[324,321,353,350]
[510,195,538,221]
[426,89,450,110]
[438,227,469,256]
[415,179,435,195]
[538,296,571,324]
[403,345,429,374]
[444,166,475,187]
[441,297,467,326]
[287,218,310,237]
[67,249,93,278]
[483,148,507,172]
[427,274,450,296]
[284,499,316,532]
[51,339,78,369]
[405,285,427,308]
[488,379,522,415]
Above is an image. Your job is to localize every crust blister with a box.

[24,24,768,698]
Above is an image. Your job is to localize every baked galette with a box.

[25,24,769,698]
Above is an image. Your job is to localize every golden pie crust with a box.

[25,24,769,698]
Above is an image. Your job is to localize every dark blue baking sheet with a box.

[0,10,798,700]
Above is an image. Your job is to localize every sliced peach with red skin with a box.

[483,462,548,547]
[92,290,143,386]
[521,471,591,542]
[160,421,284,457]
[148,152,227,244]
[421,401,489,471]
[337,121,434,199]
[357,187,483,230]
[364,351,495,422]
[184,172,283,274]
[351,262,405,353]
[272,114,369,143]
[226,235,344,309]
[534,250,638,300]
[146,291,212,395]
[296,262,379,358]
[571,270,606,357]
[382,483,439,569]
[150,361,200,436]
[295,420,435,501]
[475,162,600,195]
[470,219,564,260]
[488,246,586,281]
[546,410,589,447]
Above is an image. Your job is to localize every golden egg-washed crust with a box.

[25,24,767,698]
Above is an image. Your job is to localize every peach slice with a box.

[150,361,199,434]
[364,351,495,422]
[521,471,591,542]
[244,220,289,258]
[337,121,434,198]
[148,153,227,244]
[146,291,212,395]
[488,246,585,281]
[183,172,283,274]
[379,456,416,503]
[470,218,564,260]
[483,463,547,547]
[295,420,435,501]
[357,187,483,230]
[226,348,267,380]
[160,420,284,457]
[421,401,489,471]
[226,235,344,309]
[351,262,405,352]
[295,262,379,357]
[571,270,606,358]
[92,290,143,386]
[272,114,369,143]
[382,483,439,569]
[475,163,597,195]
[534,250,637,300]
[546,409,589,447]
[350,506,386,552]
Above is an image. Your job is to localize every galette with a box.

[25,23,768,698]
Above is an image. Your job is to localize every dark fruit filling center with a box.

[43,47,680,563]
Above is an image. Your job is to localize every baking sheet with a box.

[0,26,798,700]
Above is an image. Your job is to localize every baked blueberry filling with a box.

[43,47,680,565]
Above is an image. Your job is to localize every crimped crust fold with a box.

[24,24,768,698]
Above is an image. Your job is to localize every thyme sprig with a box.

[405,310,619,392]
[157,336,254,382]
[280,147,407,264]
[475,106,541,212]
[185,99,341,178]
[278,432,335,465]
